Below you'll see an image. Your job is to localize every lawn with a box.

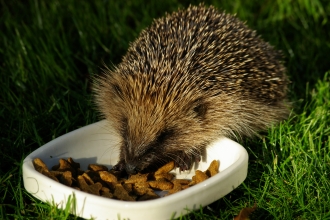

[1,0,330,219]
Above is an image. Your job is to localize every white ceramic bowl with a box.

[22,120,248,220]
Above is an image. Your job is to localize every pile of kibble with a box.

[33,158,219,201]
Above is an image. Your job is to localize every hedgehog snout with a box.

[125,162,138,175]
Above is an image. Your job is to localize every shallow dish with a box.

[22,120,248,220]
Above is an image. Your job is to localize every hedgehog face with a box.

[93,67,217,174]
[115,97,212,174]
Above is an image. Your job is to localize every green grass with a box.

[1,0,329,219]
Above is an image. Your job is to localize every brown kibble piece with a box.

[77,175,102,195]
[50,170,64,178]
[113,184,135,201]
[149,180,173,190]
[125,173,148,184]
[82,173,95,185]
[102,191,114,198]
[41,169,59,182]
[60,171,73,186]
[188,180,196,186]
[99,171,117,190]
[58,159,72,170]
[154,173,174,181]
[194,170,209,183]
[32,158,59,182]
[167,181,182,195]
[122,183,133,193]
[155,161,175,175]
[205,160,220,177]
[133,181,150,196]
[57,159,75,176]
[167,178,191,194]
[130,194,138,201]
[172,179,191,185]
[88,164,108,172]
[32,158,48,173]
[88,182,103,195]
[135,182,150,189]
[77,175,89,191]
[67,157,80,169]
[138,189,160,201]
[85,170,101,182]
[101,186,110,193]
[99,171,117,184]
[133,186,149,196]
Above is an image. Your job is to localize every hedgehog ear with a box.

[193,102,208,119]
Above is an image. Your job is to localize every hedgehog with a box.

[93,4,290,174]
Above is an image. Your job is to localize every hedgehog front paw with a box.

[174,151,201,171]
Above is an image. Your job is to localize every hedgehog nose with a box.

[125,163,137,175]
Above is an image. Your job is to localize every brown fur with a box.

[93,5,290,174]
